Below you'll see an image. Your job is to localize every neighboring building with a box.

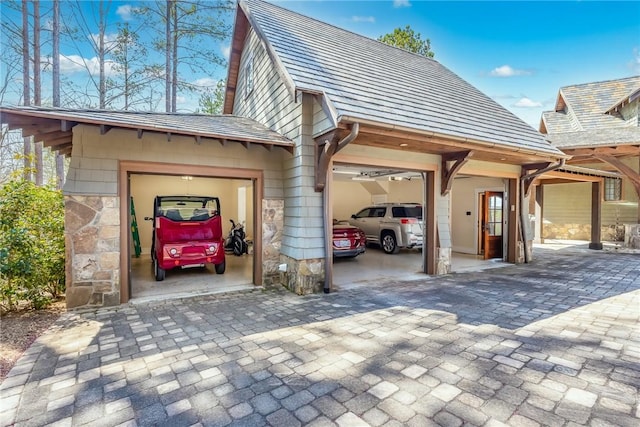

[1,0,571,309]
[538,76,640,244]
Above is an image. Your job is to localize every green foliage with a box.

[0,179,65,311]
[377,25,435,58]
[197,79,226,115]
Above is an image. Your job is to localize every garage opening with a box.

[331,164,427,288]
[128,173,254,301]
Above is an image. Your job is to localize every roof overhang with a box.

[322,116,569,166]
[0,106,295,156]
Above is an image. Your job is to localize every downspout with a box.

[323,122,360,293]
[519,159,566,263]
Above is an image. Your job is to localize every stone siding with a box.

[262,199,284,287]
[543,223,625,242]
[624,224,640,249]
[65,195,120,309]
[279,255,325,295]
[436,247,451,274]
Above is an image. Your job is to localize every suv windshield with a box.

[391,206,422,219]
[156,196,220,221]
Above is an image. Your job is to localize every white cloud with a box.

[59,54,119,77]
[513,97,542,108]
[222,44,231,60]
[192,78,219,90]
[489,65,532,77]
[116,5,135,21]
[393,0,411,8]
[352,16,375,23]
[89,33,119,51]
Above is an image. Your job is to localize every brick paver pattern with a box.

[1,250,639,426]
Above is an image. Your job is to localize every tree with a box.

[138,0,233,112]
[378,25,434,58]
[197,79,226,114]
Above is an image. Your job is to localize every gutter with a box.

[519,159,566,263]
[323,123,360,293]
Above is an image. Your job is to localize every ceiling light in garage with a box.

[399,143,408,147]
[352,176,376,182]
[181,175,193,181]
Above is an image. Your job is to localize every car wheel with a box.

[154,256,165,281]
[381,232,399,254]
[215,260,226,274]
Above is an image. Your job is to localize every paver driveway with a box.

[1,248,639,426]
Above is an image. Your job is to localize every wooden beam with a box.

[262,144,272,152]
[564,145,640,158]
[441,150,474,196]
[29,130,71,143]
[100,124,113,135]
[137,129,144,139]
[595,154,640,199]
[60,120,77,132]
[195,135,202,145]
[11,123,61,135]
[42,135,73,148]
[166,132,172,142]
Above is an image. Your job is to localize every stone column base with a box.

[279,255,325,295]
[436,247,451,275]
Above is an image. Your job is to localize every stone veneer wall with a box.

[436,247,451,274]
[279,255,325,295]
[65,195,120,309]
[543,224,626,242]
[262,199,284,287]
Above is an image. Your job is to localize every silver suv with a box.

[348,203,423,254]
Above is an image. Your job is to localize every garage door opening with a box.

[128,173,254,301]
[331,164,427,289]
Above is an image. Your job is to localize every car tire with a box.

[215,260,226,274]
[154,256,165,281]
[381,231,400,254]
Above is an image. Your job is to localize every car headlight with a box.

[169,248,178,256]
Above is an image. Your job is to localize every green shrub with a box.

[0,180,65,311]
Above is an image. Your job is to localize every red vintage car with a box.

[333,223,366,258]
[150,196,226,281]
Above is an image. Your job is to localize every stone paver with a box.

[1,249,639,426]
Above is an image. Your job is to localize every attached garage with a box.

[0,107,293,309]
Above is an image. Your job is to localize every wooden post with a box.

[424,171,436,275]
[507,178,518,263]
[534,184,544,244]
[589,181,603,250]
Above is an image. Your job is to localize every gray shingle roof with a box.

[541,76,640,149]
[241,0,563,157]
[543,76,640,134]
[0,105,293,147]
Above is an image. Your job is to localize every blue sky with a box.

[1,1,638,129]
[273,0,640,127]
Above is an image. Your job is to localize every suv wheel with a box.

[381,231,400,254]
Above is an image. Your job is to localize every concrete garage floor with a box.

[131,247,509,302]
[333,247,509,291]
[130,253,254,303]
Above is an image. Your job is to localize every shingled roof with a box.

[541,76,640,148]
[236,0,563,158]
[0,106,294,155]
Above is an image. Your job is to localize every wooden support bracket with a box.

[314,130,339,192]
[137,129,144,139]
[595,154,640,199]
[441,150,474,196]
[99,124,113,135]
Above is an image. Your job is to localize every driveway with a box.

[1,247,639,426]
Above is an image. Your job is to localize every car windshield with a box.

[392,206,422,219]
[157,197,220,221]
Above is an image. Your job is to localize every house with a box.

[537,76,640,247]
[1,0,570,309]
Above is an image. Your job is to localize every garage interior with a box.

[331,164,510,289]
[128,174,254,301]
